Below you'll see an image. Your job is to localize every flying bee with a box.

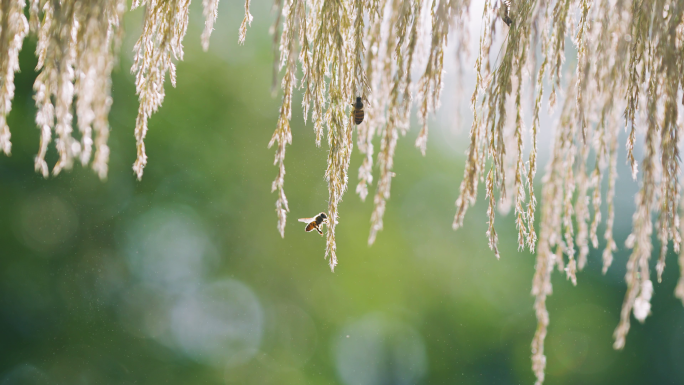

[501,0,512,26]
[352,97,364,125]
[298,212,328,236]
[502,12,512,26]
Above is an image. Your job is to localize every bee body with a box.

[501,0,512,26]
[352,97,365,125]
[298,212,328,236]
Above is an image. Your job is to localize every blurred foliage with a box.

[0,2,682,385]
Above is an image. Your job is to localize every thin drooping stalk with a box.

[238,0,252,45]
[268,0,301,238]
[526,0,554,253]
[0,0,28,156]
[32,0,76,177]
[532,90,577,385]
[592,0,629,274]
[654,0,682,282]
[453,0,494,231]
[572,0,592,271]
[368,0,414,245]
[308,0,352,270]
[455,0,538,258]
[601,120,618,273]
[130,0,192,180]
[415,0,462,155]
[74,0,126,179]
[623,0,649,180]
[614,74,659,350]
[513,47,527,252]
[269,0,284,95]
[354,8,378,201]
[526,56,544,252]
[298,0,311,123]
[350,0,370,107]
[202,0,219,51]
[547,0,570,109]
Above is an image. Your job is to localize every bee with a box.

[298,212,328,235]
[352,97,364,125]
[501,0,512,26]
[502,13,512,26]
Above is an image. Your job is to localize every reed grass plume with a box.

[265,0,684,381]
[0,0,27,156]
[1,0,684,382]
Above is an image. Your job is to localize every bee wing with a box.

[298,217,314,223]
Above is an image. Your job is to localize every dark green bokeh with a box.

[0,2,682,385]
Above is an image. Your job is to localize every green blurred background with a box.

[0,1,682,384]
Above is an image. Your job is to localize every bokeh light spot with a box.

[123,206,218,293]
[17,193,78,253]
[334,314,427,385]
[1,364,50,385]
[266,304,318,367]
[170,279,263,367]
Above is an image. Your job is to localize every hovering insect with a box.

[501,0,512,26]
[352,97,364,125]
[502,12,512,26]
[298,212,328,235]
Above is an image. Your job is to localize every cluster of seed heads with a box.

[262,0,684,383]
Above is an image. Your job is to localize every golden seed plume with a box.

[0,0,28,156]
[130,0,191,180]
